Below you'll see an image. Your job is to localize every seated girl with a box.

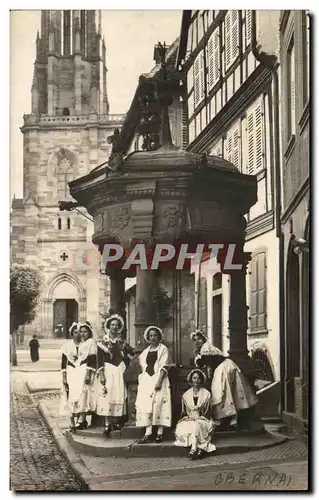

[174,369,216,460]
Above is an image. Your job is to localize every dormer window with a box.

[63,108,70,116]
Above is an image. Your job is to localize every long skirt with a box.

[30,347,39,362]
[135,372,171,428]
[211,359,258,425]
[59,364,96,417]
[174,416,216,453]
[95,361,127,417]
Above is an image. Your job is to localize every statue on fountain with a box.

[106,128,125,175]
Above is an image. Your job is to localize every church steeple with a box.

[31,10,109,116]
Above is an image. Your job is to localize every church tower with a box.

[11,10,124,338]
[31,10,109,117]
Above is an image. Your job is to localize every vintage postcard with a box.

[10,9,309,492]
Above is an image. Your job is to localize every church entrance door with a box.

[53,299,78,338]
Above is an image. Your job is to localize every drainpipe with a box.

[251,11,285,413]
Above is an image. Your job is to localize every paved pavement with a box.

[91,461,308,491]
[10,373,86,492]
[10,344,309,492]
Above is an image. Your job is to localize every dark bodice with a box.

[193,396,198,406]
[145,350,158,376]
[97,339,134,369]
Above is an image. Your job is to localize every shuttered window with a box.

[194,51,205,108]
[225,122,241,170]
[207,28,220,90]
[225,10,239,72]
[245,10,252,47]
[249,252,267,332]
[245,100,264,175]
[287,38,296,137]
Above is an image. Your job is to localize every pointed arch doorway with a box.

[53,299,78,338]
[43,272,86,337]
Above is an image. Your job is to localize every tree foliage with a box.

[10,265,42,333]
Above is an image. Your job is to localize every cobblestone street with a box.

[10,373,86,492]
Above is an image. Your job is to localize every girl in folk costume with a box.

[60,322,97,431]
[78,322,98,419]
[191,330,258,430]
[95,314,134,437]
[135,326,172,444]
[174,369,216,460]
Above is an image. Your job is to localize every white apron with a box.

[174,387,216,453]
[135,344,172,428]
[59,338,97,417]
[211,358,258,425]
[95,361,127,417]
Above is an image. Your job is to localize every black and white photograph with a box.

[9,8,310,492]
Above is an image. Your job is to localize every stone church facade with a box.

[10,10,124,338]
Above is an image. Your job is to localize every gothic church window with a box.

[57,158,75,200]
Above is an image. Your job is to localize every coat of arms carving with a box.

[112,207,130,230]
[163,206,183,228]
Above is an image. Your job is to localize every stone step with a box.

[76,425,267,440]
[65,429,288,458]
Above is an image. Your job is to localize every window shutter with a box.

[194,56,200,107]
[231,10,239,61]
[257,253,266,330]
[207,28,220,90]
[225,11,239,71]
[226,133,233,163]
[199,51,205,102]
[255,104,263,172]
[198,276,208,332]
[224,12,232,70]
[291,45,296,135]
[249,253,267,332]
[250,258,258,331]
[194,51,205,108]
[233,126,240,170]
[181,100,189,149]
[245,10,252,47]
[246,101,264,175]
[247,111,255,174]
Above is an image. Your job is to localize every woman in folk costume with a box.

[95,314,134,437]
[135,326,172,444]
[191,330,258,430]
[78,322,98,419]
[60,322,97,431]
[174,369,216,460]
